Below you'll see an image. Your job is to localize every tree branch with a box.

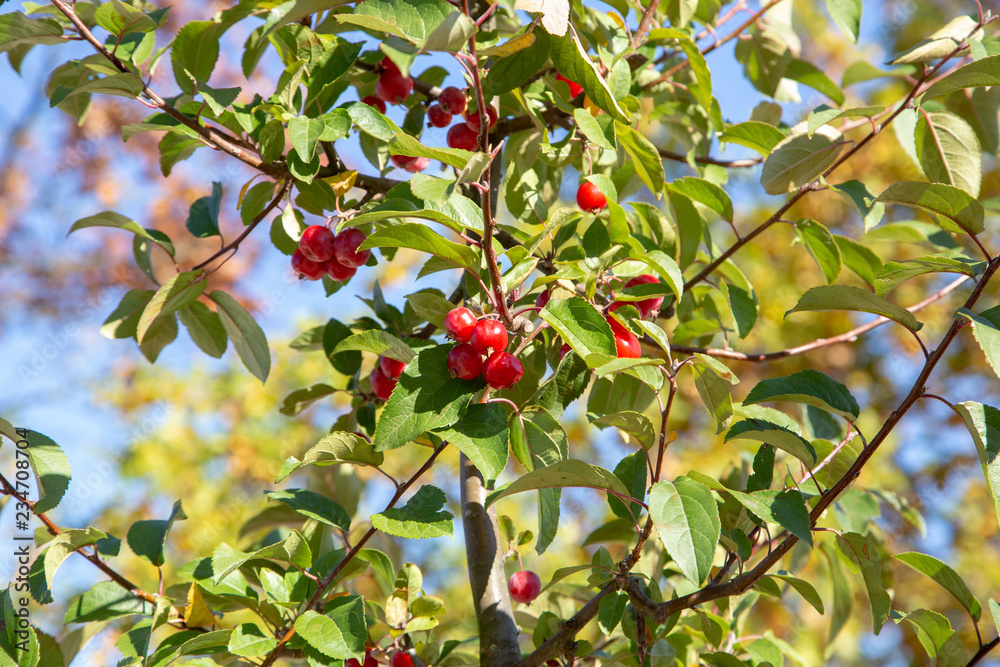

[192,179,290,271]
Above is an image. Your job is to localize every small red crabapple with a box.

[379,355,407,379]
[447,343,483,380]
[405,156,430,173]
[612,328,641,359]
[332,228,372,268]
[438,86,468,115]
[446,123,479,151]
[483,351,523,389]
[470,319,508,355]
[390,652,413,667]
[390,154,417,170]
[299,225,336,262]
[346,649,377,667]
[464,105,497,132]
[508,570,542,603]
[576,181,607,213]
[535,290,550,309]
[623,274,664,319]
[559,342,571,359]
[323,256,357,282]
[427,104,452,128]
[291,249,325,280]
[444,307,477,343]
[361,95,386,113]
[375,70,413,104]
[556,73,583,98]
[379,56,400,75]
[370,365,397,401]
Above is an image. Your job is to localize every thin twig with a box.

[192,180,290,271]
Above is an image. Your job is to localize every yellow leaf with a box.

[478,31,537,58]
[606,11,627,32]
[184,584,215,628]
[583,95,601,116]
[323,171,358,198]
[237,175,262,209]
[667,431,678,443]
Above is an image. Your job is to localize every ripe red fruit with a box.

[379,56,400,76]
[346,649,377,667]
[484,351,523,390]
[447,343,483,380]
[613,328,641,359]
[333,228,371,268]
[576,181,607,213]
[535,290,550,309]
[556,73,583,98]
[390,154,417,170]
[623,274,664,319]
[446,123,479,150]
[370,366,397,401]
[470,319,508,355]
[379,355,407,379]
[406,156,430,173]
[299,225,336,262]
[464,105,498,132]
[559,343,571,359]
[605,314,628,337]
[291,249,325,280]
[508,570,542,604]
[324,256,357,282]
[444,307,477,342]
[361,95,386,113]
[438,86,468,115]
[427,104,452,128]
[375,70,413,104]
[390,653,413,667]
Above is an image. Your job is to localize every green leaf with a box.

[191,77,241,116]
[608,451,647,522]
[915,111,982,197]
[744,369,859,421]
[616,121,665,195]
[785,58,845,105]
[824,0,862,42]
[178,301,227,358]
[23,430,71,514]
[728,489,812,546]
[598,591,629,634]
[295,609,365,662]
[435,403,508,483]
[64,581,151,624]
[955,402,1000,530]
[360,222,477,270]
[760,127,844,195]
[835,532,891,633]
[485,460,629,508]
[138,311,178,362]
[136,271,206,343]
[49,71,145,105]
[0,12,64,53]
[990,599,1000,635]
[875,255,980,297]
[670,177,732,222]
[68,211,175,256]
[209,291,271,383]
[959,307,1000,382]
[649,477,721,586]
[185,181,222,239]
[482,28,551,98]
[734,24,792,96]
[334,0,457,49]
[771,572,825,613]
[658,28,712,112]
[94,0,159,35]
[725,419,817,466]
[901,609,968,667]
[787,285,923,331]
[635,250,684,301]
[924,55,1000,99]
[834,234,883,286]
[405,291,455,329]
[590,411,655,450]
[371,484,454,538]
[389,134,473,170]
[373,345,481,451]
[718,121,785,156]
[212,533,312,582]
[332,330,415,362]
[266,489,351,530]
[127,499,186,567]
[895,552,981,621]
[279,384,335,417]
[277,431,384,481]
[171,21,220,95]
[44,528,106,592]
[229,623,277,658]
[692,361,734,435]
[890,15,980,65]
[795,219,842,284]
[540,297,616,361]
[550,31,630,123]
[876,181,985,236]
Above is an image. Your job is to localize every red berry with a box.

[535,290,550,309]
[605,314,628,337]
[370,366,397,401]
[484,351,523,389]
[559,343,571,359]
[379,56,400,76]
[361,95,386,113]
[347,649,377,667]
[299,225,336,262]
[470,319,508,355]
[427,104,452,128]
[324,256,357,282]
[291,249,325,280]
[375,70,413,104]
[391,154,418,170]
[444,307,477,342]
[390,653,413,667]
[508,570,541,604]
[623,274,664,319]
[448,343,483,380]
[379,355,407,379]
[405,156,430,173]
[446,123,479,150]
[464,105,497,132]
[576,181,607,213]
[438,86,468,115]
[556,73,583,98]
[333,228,372,268]
[613,328,641,359]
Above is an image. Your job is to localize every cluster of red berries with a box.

[292,226,370,282]
[508,569,541,604]
[444,307,522,389]
[435,88,497,151]
[371,354,407,401]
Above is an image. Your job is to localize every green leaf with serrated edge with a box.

[890,15,980,65]
[405,291,454,329]
[616,121,665,196]
[528,350,591,419]
[649,477,721,586]
[94,0,159,35]
[64,580,151,624]
[734,24,792,96]
[590,411,655,450]
[598,591,629,635]
[277,431,383,482]
[266,489,351,530]
[101,289,154,339]
[288,115,325,162]
[209,291,270,383]
[212,533,312,583]
[835,532,891,633]
[726,419,818,466]
[670,177,733,222]
[550,30,630,123]
[0,13,64,53]
[915,111,982,197]
[924,55,1000,99]
[835,235,883,286]
[692,361,733,435]
[795,219,842,284]
[389,134,473,170]
[744,369,859,421]
[608,451,647,521]
[186,181,222,239]
[771,572,825,613]
[718,121,785,156]
[990,599,1000,635]
[825,0,862,42]
[49,72,144,105]
[373,345,480,451]
[435,403,509,482]
[787,284,923,331]
[359,223,477,270]
[229,623,277,658]
[170,21,220,95]
[761,126,844,195]
[540,297,616,361]
[178,301,227,358]
[136,271,206,343]
[331,330,415,363]
[482,28,551,98]
[875,255,980,297]
[127,500,186,567]
[955,402,1000,529]
[635,249,684,301]
[728,489,812,545]
[658,28,712,112]
[501,257,539,295]
[485,460,629,508]
[279,384,336,417]
[68,211,175,255]
[784,58,845,105]
[295,610,364,662]
[574,108,615,149]
[44,528,106,592]
[876,181,985,236]
[901,609,968,667]
[959,307,1000,381]
[23,430,71,514]
[334,0,454,47]
[895,552,981,621]
[372,485,454,539]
